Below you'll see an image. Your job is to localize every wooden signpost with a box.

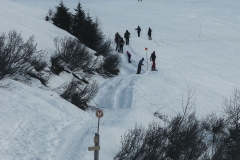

[88,110,104,160]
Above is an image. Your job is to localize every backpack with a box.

[120,39,125,45]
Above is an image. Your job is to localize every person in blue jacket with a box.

[126,51,132,63]
[137,58,144,74]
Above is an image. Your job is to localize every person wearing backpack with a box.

[150,51,156,71]
[119,38,125,53]
[124,30,131,45]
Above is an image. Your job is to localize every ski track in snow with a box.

[94,74,137,109]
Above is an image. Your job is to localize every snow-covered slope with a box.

[0,0,240,159]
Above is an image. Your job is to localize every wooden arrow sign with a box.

[88,146,100,151]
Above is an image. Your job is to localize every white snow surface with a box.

[0,0,240,159]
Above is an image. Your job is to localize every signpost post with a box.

[145,47,148,70]
[88,110,104,160]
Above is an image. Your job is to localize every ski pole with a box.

[143,64,147,70]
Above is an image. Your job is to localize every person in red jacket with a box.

[150,51,156,71]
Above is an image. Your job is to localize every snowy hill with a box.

[0,0,240,159]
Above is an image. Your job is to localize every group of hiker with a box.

[136,51,156,74]
[133,50,157,74]
[114,29,131,53]
[114,32,125,53]
[114,25,156,74]
[115,26,152,53]
[135,26,152,40]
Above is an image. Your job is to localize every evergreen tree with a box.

[52,1,72,33]
[72,2,86,41]
[81,13,96,49]
[80,13,103,50]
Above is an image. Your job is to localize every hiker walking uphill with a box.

[148,28,152,40]
[115,32,121,51]
[124,30,131,45]
[126,51,131,63]
[135,26,141,37]
[150,51,157,71]
[137,58,144,74]
[119,38,125,53]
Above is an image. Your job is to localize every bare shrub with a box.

[52,37,95,73]
[27,71,52,87]
[60,79,98,110]
[115,88,240,160]
[50,55,65,75]
[71,82,98,110]
[164,113,207,160]
[219,88,240,159]
[0,30,40,83]
[29,53,48,72]
[97,54,121,77]
[95,39,112,57]
[115,114,206,160]
[115,88,207,160]
[114,125,146,160]
[200,89,240,160]
[223,88,240,129]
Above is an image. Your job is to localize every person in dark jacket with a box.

[119,38,125,53]
[124,30,131,45]
[135,26,141,37]
[115,32,120,51]
[117,36,122,52]
[150,51,156,70]
[148,28,152,40]
[126,51,131,63]
[137,58,144,74]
